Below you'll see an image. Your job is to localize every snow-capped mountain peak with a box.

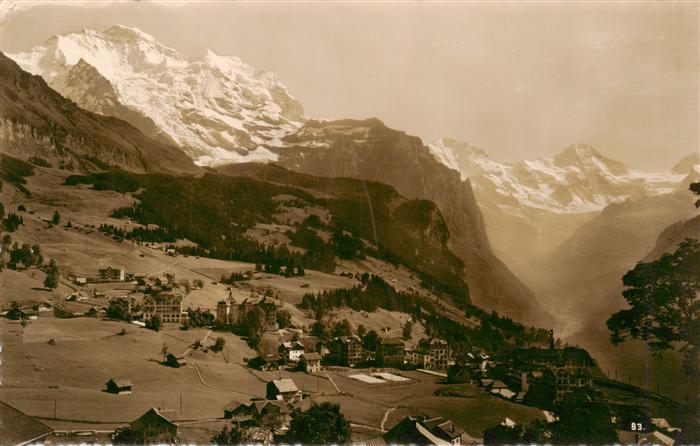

[9,25,305,165]
[429,138,687,214]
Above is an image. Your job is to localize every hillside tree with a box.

[52,210,61,225]
[284,402,351,445]
[146,315,162,332]
[106,297,131,321]
[43,259,59,290]
[402,320,413,340]
[607,238,700,375]
[691,181,700,208]
[211,337,226,353]
[608,182,700,377]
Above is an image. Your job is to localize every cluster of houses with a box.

[447,347,597,406]
[72,266,127,285]
[216,291,280,330]
[68,267,206,325]
[247,334,453,375]
[375,414,472,446]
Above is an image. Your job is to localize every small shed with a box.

[106,378,132,394]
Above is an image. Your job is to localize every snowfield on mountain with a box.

[429,138,688,214]
[9,25,305,166]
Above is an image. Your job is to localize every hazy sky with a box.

[1,1,698,170]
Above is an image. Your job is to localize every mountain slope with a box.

[428,138,690,283]
[544,190,699,402]
[9,25,304,165]
[671,152,700,174]
[534,190,696,322]
[270,119,548,325]
[0,52,196,174]
[645,214,700,262]
[65,164,471,310]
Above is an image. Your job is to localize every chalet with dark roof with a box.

[266,379,302,405]
[384,415,466,446]
[105,378,132,394]
[129,407,179,444]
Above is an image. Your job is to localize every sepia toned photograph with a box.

[0,1,698,444]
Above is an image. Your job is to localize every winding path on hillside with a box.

[380,407,396,431]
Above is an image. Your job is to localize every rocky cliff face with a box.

[0,52,196,174]
[273,119,548,325]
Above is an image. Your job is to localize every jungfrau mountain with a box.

[9,25,305,166]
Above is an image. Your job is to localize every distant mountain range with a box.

[9,25,304,165]
[428,138,698,281]
[429,138,687,214]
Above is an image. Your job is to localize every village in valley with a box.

[0,8,698,441]
[0,194,687,445]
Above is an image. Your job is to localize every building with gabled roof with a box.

[105,378,132,394]
[223,398,291,430]
[248,354,283,371]
[384,416,458,446]
[266,379,302,405]
[329,335,364,366]
[300,352,322,373]
[376,337,404,368]
[423,417,466,445]
[0,400,54,446]
[129,407,179,444]
[98,266,125,282]
[279,341,305,362]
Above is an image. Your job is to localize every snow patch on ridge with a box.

[428,138,688,214]
[8,25,305,165]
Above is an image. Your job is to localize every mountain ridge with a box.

[9,25,305,165]
[271,118,550,325]
[429,138,688,215]
[0,52,197,174]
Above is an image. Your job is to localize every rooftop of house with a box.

[384,416,453,446]
[271,378,299,393]
[424,417,465,440]
[281,341,305,350]
[132,408,179,427]
[253,399,290,414]
[0,400,54,446]
[108,378,132,388]
[302,352,322,361]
